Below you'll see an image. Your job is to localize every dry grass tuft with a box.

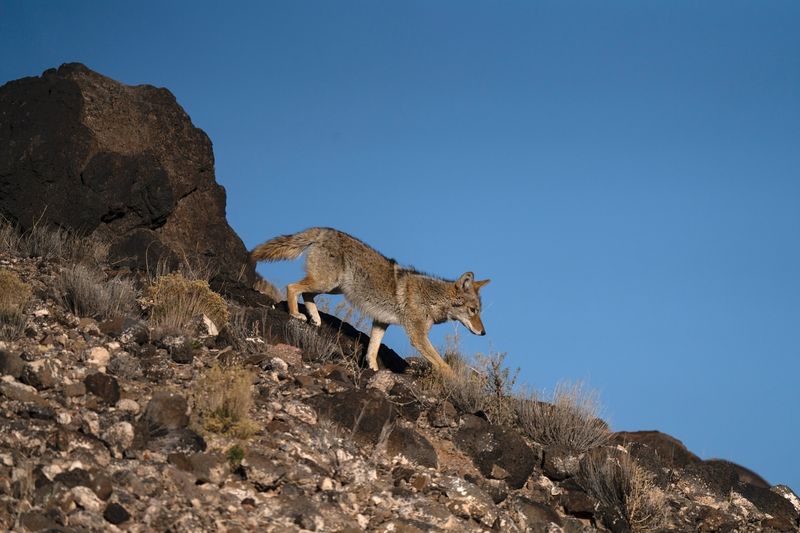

[0,269,32,340]
[193,364,258,438]
[55,264,137,320]
[227,307,275,354]
[578,448,669,532]
[0,215,107,264]
[516,381,610,453]
[148,273,229,335]
[283,319,341,362]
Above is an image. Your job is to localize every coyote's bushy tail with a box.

[251,228,321,262]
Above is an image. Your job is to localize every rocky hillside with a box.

[0,65,798,532]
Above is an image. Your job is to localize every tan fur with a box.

[251,227,489,376]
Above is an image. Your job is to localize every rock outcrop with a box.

[0,63,254,284]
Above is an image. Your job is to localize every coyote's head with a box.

[449,271,490,336]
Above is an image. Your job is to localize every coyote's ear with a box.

[474,279,491,291]
[456,271,474,291]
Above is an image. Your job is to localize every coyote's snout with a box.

[251,227,489,376]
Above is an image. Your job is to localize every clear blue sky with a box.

[2,1,798,490]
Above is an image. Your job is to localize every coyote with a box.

[251,227,489,376]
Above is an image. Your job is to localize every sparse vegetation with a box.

[193,364,258,438]
[578,448,668,532]
[516,381,611,453]
[56,264,137,320]
[0,269,32,340]
[0,215,107,264]
[420,333,519,425]
[148,273,229,335]
[226,444,246,468]
[283,319,341,362]
[227,307,277,354]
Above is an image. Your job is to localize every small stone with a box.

[85,346,111,368]
[78,318,101,335]
[33,308,50,317]
[116,398,140,414]
[64,381,87,397]
[197,314,219,337]
[21,359,58,390]
[103,422,134,455]
[170,343,194,364]
[265,343,303,367]
[70,485,102,512]
[81,410,101,436]
[284,401,317,425]
[0,350,25,378]
[84,373,120,404]
[0,377,44,404]
[318,477,335,491]
[366,370,397,394]
[428,400,458,428]
[103,502,130,525]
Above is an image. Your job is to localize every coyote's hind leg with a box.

[303,293,322,326]
[366,321,389,371]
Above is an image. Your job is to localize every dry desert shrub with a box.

[227,307,275,354]
[148,273,229,335]
[420,333,519,425]
[0,269,32,340]
[56,264,137,320]
[193,364,258,438]
[516,381,611,453]
[0,215,107,264]
[283,319,341,362]
[578,448,668,532]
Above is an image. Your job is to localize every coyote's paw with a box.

[290,312,308,322]
[309,315,321,327]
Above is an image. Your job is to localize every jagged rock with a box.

[102,421,135,457]
[134,390,205,453]
[0,350,24,378]
[542,444,582,481]
[308,389,395,446]
[106,352,142,380]
[0,377,45,404]
[428,400,458,428]
[53,468,113,501]
[511,495,563,530]
[20,358,59,390]
[186,452,228,485]
[139,390,189,431]
[559,478,596,519]
[613,430,700,469]
[436,475,499,528]
[704,458,770,488]
[103,502,131,525]
[737,482,799,531]
[0,63,256,284]
[83,372,120,404]
[453,414,539,489]
[386,425,438,468]
[242,452,287,492]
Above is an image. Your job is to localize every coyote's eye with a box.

[468,307,477,315]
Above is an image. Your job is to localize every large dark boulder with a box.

[454,414,540,490]
[0,63,254,284]
[612,430,700,470]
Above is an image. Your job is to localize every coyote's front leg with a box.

[406,321,455,378]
